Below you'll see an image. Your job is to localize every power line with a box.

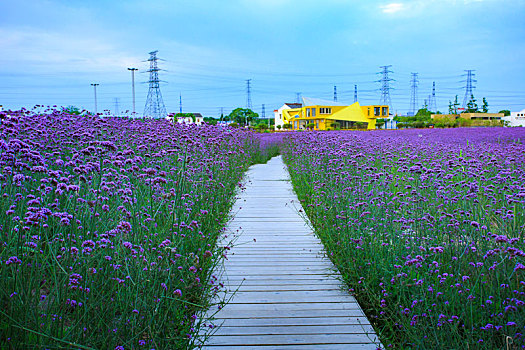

[378,65,394,110]
[143,50,167,119]
[429,81,437,112]
[409,72,418,116]
[333,85,337,102]
[462,69,476,109]
[113,97,120,116]
[354,85,358,103]
[246,79,252,110]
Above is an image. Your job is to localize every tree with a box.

[173,112,196,122]
[415,107,432,118]
[448,101,454,114]
[62,106,82,115]
[257,123,267,130]
[306,123,315,130]
[453,95,460,114]
[276,124,282,130]
[203,116,217,125]
[227,108,259,126]
[282,123,292,129]
[482,97,489,113]
[499,110,511,116]
[466,95,478,113]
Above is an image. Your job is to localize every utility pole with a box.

[91,83,99,115]
[354,85,358,103]
[127,68,138,117]
[409,72,419,116]
[296,92,301,104]
[262,104,268,128]
[114,98,120,117]
[378,65,394,111]
[179,93,182,113]
[246,79,252,110]
[462,70,476,109]
[428,81,437,112]
[333,85,337,102]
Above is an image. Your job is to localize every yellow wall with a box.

[431,113,504,121]
[431,114,457,122]
[282,102,388,130]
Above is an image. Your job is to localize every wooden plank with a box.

[219,279,342,287]
[221,263,333,269]
[202,344,380,350]
[204,333,380,346]
[224,256,326,261]
[207,302,363,312]
[209,324,376,336]
[208,316,372,327]
[201,156,380,348]
[217,278,340,285]
[204,309,368,319]
[210,295,356,304]
[221,285,342,292]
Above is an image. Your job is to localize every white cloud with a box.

[380,2,404,13]
[0,27,141,75]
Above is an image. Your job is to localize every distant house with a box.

[274,103,302,130]
[166,113,204,125]
[431,113,504,126]
[503,108,525,127]
[275,97,388,130]
[217,120,234,127]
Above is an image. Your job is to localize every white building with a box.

[217,120,234,127]
[274,103,302,130]
[166,113,204,125]
[382,116,398,129]
[504,108,525,127]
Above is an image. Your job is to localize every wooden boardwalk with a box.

[200,156,381,349]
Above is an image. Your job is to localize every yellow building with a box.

[431,113,504,126]
[280,97,388,130]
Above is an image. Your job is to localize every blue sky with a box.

[1,0,524,116]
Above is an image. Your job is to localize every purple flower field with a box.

[2,111,523,349]
[283,128,525,348]
[0,110,272,349]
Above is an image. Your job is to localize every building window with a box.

[312,108,316,117]
[320,108,332,114]
[294,121,298,129]
[374,107,380,116]
[367,108,370,116]
[307,108,311,117]
[316,120,319,129]
[382,107,388,116]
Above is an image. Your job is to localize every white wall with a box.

[274,105,289,130]
[165,116,204,125]
[504,109,525,127]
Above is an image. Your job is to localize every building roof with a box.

[285,103,302,109]
[302,97,346,107]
